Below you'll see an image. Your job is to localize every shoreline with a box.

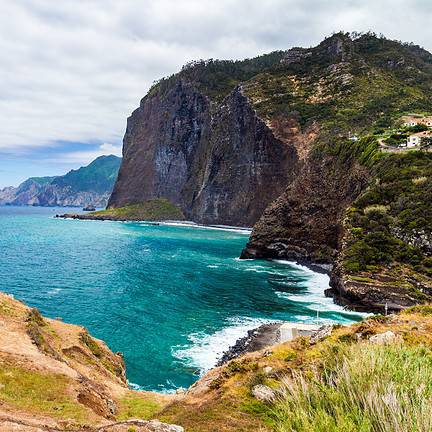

[216,323,282,366]
[56,210,370,389]
[56,213,253,234]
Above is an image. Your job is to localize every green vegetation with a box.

[80,332,103,358]
[0,362,89,423]
[52,155,121,193]
[117,394,163,421]
[242,33,432,133]
[149,52,286,101]
[80,331,124,379]
[343,151,432,277]
[91,199,184,221]
[25,308,61,360]
[274,342,432,432]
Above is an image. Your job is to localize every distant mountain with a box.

[0,155,121,208]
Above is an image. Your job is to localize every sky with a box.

[1,0,431,187]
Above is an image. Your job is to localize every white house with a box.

[402,115,432,128]
[407,131,432,147]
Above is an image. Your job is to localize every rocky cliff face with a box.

[241,150,370,264]
[109,81,299,226]
[110,32,432,310]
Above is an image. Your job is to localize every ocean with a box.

[0,206,365,391]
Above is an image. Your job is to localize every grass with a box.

[0,362,89,423]
[273,342,432,432]
[80,332,103,358]
[90,199,184,221]
[117,394,163,421]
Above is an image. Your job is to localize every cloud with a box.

[0,0,431,161]
[43,143,122,166]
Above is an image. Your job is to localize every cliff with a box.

[0,155,121,208]
[0,292,181,431]
[109,58,300,226]
[109,32,432,310]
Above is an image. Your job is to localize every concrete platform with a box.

[278,322,321,343]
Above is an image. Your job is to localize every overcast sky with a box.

[0,0,431,187]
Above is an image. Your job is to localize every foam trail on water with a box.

[172,316,273,373]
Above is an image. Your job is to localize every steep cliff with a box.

[110,32,432,310]
[0,292,180,431]
[109,57,300,226]
[0,155,121,208]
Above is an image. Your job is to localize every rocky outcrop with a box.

[109,82,299,226]
[241,150,370,263]
[108,33,432,311]
[0,292,178,431]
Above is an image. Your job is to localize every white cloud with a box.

[46,143,122,166]
[0,0,431,156]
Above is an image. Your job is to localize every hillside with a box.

[106,31,432,311]
[0,155,121,208]
[0,292,181,431]
[1,290,432,431]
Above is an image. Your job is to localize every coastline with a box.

[216,323,282,366]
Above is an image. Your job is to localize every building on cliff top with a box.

[406,130,432,147]
[402,115,432,128]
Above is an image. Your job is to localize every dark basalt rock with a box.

[109,82,299,227]
[216,323,281,366]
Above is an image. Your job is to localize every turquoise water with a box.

[0,206,364,391]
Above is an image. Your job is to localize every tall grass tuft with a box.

[274,342,432,432]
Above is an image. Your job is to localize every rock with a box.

[216,323,280,366]
[263,366,273,375]
[175,387,186,395]
[251,384,276,403]
[146,420,184,432]
[310,325,333,345]
[369,331,401,345]
[108,80,299,226]
[100,419,184,431]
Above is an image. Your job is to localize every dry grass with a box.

[274,342,432,432]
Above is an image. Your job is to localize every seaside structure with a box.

[278,322,321,343]
[406,130,432,147]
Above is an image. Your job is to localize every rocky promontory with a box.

[57,199,185,222]
[0,292,180,431]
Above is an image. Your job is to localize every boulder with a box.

[369,331,401,345]
[251,384,276,403]
[310,325,333,345]
[263,366,273,375]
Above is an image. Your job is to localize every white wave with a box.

[159,221,252,234]
[207,265,219,268]
[47,288,62,295]
[128,380,176,394]
[172,316,274,373]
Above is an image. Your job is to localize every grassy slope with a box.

[89,198,185,221]
[2,287,432,431]
[155,306,432,432]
